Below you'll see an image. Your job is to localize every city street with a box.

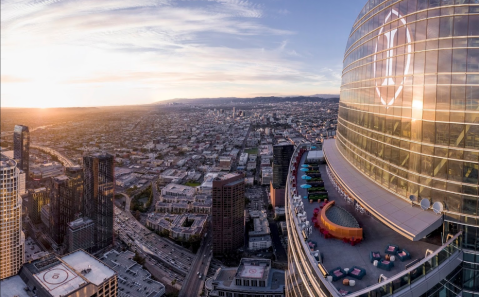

[268,220,287,262]
[178,226,213,297]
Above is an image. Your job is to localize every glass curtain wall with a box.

[338,0,479,221]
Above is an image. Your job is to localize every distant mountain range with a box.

[153,95,339,105]
[307,94,340,99]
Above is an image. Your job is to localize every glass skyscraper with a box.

[337,0,479,222]
[336,1,479,295]
[13,125,30,179]
[0,155,25,280]
[285,1,479,297]
[49,166,83,252]
[273,143,295,189]
[83,153,115,252]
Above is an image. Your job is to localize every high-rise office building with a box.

[0,154,25,280]
[68,217,95,253]
[13,125,30,179]
[212,173,245,255]
[27,187,49,224]
[271,143,294,207]
[286,1,479,297]
[83,153,115,252]
[272,143,294,189]
[49,166,83,250]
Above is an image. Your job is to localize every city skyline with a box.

[1,0,363,108]
[2,0,478,296]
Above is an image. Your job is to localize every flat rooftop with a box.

[240,264,265,279]
[236,259,270,280]
[323,139,442,241]
[207,258,285,293]
[101,250,165,297]
[294,152,440,292]
[62,250,116,286]
[162,183,196,196]
[217,172,242,181]
[33,262,85,297]
[201,172,220,188]
[0,275,30,297]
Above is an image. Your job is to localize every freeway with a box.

[30,144,76,167]
[178,226,213,297]
[114,205,197,289]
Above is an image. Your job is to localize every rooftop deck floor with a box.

[296,152,440,293]
[322,139,442,240]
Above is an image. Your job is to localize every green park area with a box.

[130,185,153,212]
[184,180,201,187]
[244,147,258,155]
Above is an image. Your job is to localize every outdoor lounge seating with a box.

[307,240,317,251]
[370,251,381,263]
[329,267,347,281]
[347,266,366,280]
[377,259,394,271]
[397,249,411,261]
[385,244,399,255]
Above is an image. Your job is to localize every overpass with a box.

[30,144,76,167]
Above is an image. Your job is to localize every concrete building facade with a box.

[212,173,245,255]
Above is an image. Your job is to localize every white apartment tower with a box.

[0,154,25,279]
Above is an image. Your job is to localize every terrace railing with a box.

[349,231,462,297]
[286,143,463,297]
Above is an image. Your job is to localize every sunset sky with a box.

[1,0,364,108]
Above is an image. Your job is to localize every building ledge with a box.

[323,139,442,241]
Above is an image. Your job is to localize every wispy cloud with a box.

[1,0,338,107]
[1,75,30,83]
[212,0,263,18]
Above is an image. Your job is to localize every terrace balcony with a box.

[285,143,462,297]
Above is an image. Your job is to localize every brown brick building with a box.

[212,173,245,255]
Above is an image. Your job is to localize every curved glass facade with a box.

[338,0,479,218]
[0,156,25,280]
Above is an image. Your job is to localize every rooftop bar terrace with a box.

[286,143,462,297]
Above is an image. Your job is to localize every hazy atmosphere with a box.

[1,0,363,107]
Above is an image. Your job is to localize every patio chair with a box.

[337,289,351,296]
[328,267,347,281]
[347,266,366,280]
[397,249,411,262]
[384,244,399,255]
[370,251,381,263]
[377,259,394,271]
